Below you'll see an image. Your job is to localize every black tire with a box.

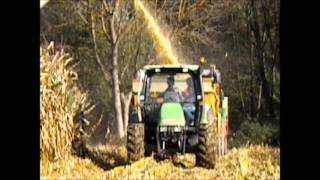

[127,123,145,163]
[196,122,217,169]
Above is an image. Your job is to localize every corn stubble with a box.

[41,144,279,179]
[40,43,279,180]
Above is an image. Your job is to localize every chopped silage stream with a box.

[40,145,279,179]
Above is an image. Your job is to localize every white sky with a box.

[40,0,49,8]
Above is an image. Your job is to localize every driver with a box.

[182,77,196,124]
[162,76,181,102]
[183,78,195,102]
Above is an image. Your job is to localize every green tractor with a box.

[127,64,229,168]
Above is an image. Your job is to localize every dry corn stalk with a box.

[40,42,90,161]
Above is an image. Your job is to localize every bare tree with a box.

[74,0,147,139]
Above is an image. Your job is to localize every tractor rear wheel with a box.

[127,123,145,163]
[196,122,217,169]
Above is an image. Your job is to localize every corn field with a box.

[40,42,90,161]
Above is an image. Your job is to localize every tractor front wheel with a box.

[127,123,145,163]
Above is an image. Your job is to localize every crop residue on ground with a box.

[41,144,279,179]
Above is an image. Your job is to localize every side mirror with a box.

[139,95,145,102]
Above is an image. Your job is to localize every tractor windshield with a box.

[147,73,195,103]
[143,70,200,129]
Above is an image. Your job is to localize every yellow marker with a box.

[199,56,206,65]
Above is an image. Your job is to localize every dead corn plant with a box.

[40,42,92,161]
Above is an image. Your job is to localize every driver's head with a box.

[167,76,174,87]
[186,77,193,87]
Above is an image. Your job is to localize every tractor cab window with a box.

[144,71,197,127]
[146,73,194,103]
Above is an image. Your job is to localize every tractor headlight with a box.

[159,126,183,132]
[160,127,167,132]
[173,127,182,132]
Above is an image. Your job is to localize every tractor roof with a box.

[142,64,200,71]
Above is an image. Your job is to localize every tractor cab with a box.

[139,65,203,153]
[145,71,199,125]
